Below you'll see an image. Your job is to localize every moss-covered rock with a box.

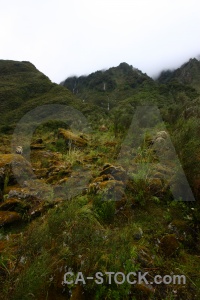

[30,144,46,150]
[0,154,35,189]
[89,179,126,209]
[100,163,127,181]
[0,211,21,226]
[7,179,53,203]
[58,128,87,148]
[93,174,115,183]
[0,198,29,211]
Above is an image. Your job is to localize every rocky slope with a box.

[0,59,200,299]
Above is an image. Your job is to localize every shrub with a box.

[93,195,116,224]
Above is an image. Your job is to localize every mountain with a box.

[61,62,158,108]
[61,62,152,91]
[157,57,200,91]
[1,58,198,133]
[61,61,200,114]
[0,60,83,131]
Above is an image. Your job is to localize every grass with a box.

[62,147,84,165]
[1,59,200,299]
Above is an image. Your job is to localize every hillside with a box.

[0,60,85,131]
[61,62,164,109]
[157,57,200,92]
[0,59,200,300]
[61,60,199,133]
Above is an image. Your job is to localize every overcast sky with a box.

[0,0,200,83]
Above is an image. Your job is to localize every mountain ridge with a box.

[0,57,199,133]
[0,59,83,131]
[156,57,200,91]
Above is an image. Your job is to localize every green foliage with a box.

[40,158,50,168]
[0,60,84,131]
[172,117,200,188]
[87,227,140,300]
[62,62,156,113]
[37,120,70,131]
[21,220,51,258]
[12,252,51,300]
[111,104,134,137]
[54,138,66,152]
[158,58,200,92]
[93,195,116,224]
[0,124,15,134]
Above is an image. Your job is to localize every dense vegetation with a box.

[0,58,200,299]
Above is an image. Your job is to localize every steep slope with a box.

[61,61,200,113]
[157,57,200,92]
[0,60,85,131]
[61,62,159,109]
[60,61,200,137]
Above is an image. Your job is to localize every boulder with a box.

[15,146,23,154]
[7,187,39,200]
[0,154,35,189]
[45,164,72,184]
[7,179,53,202]
[98,180,125,198]
[152,137,168,153]
[93,174,114,183]
[58,128,87,148]
[146,130,169,152]
[155,130,168,139]
[88,164,127,208]
[89,179,126,208]
[154,136,166,144]
[100,163,127,182]
[150,164,174,189]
